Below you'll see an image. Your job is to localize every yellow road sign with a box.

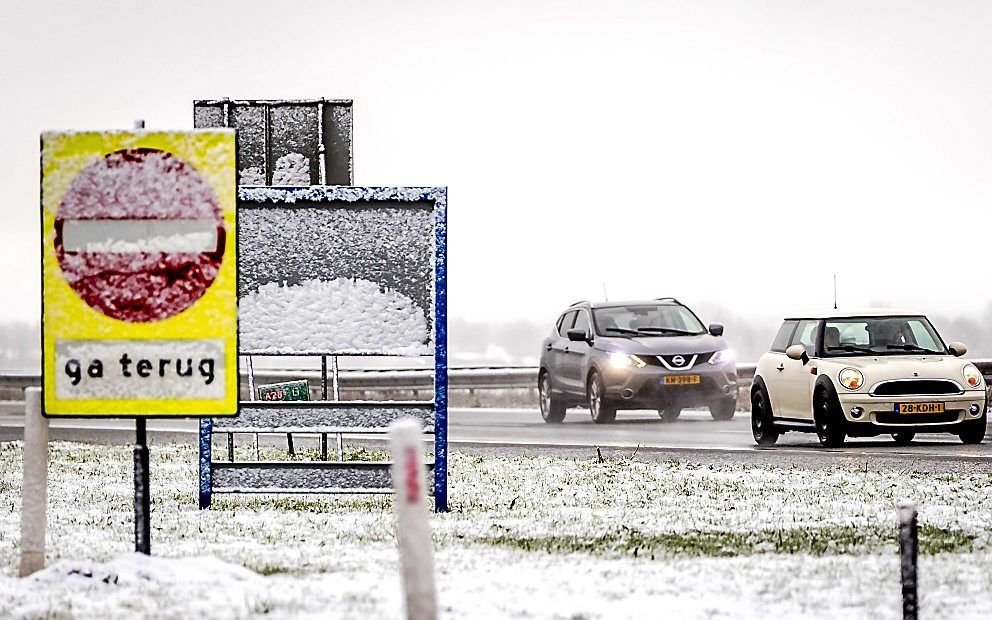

[41,130,238,417]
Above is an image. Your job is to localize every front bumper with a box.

[838,391,986,428]
[600,360,738,408]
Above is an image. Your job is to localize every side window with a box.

[573,310,590,335]
[770,320,798,352]
[790,320,819,356]
[557,311,577,337]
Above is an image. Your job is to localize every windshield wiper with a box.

[825,344,877,355]
[635,327,700,336]
[886,344,944,354]
[604,327,640,336]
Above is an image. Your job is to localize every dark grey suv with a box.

[538,299,739,424]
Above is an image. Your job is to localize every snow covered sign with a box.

[41,130,239,417]
[194,99,353,186]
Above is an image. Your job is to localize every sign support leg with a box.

[320,355,328,460]
[134,418,151,555]
[246,355,259,460]
[433,195,448,512]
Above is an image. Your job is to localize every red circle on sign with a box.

[54,148,226,323]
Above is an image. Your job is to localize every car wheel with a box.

[891,431,915,446]
[814,386,846,448]
[751,387,779,446]
[658,407,681,422]
[959,414,986,444]
[709,397,736,421]
[539,372,566,424]
[587,371,617,424]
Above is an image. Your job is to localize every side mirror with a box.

[708,324,724,337]
[567,328,590,342]
[948,342,968,357]
[786,344,809,364]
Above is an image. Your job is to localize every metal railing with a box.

[4,360,990,407]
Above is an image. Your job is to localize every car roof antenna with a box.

[602,282,608,302]
[833,274,838,310]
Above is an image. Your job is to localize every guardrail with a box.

[2,360,989,406]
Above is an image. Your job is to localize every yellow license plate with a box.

[664,375,700,385]
[896,403,945,414]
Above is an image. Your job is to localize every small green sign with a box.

[257,380,311,402]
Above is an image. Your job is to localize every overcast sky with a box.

[3,0,991,331]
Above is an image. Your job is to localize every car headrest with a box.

[824,326,840,348]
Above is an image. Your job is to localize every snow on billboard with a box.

[41,130,238,417]
[238,187,439,356]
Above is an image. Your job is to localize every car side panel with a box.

[560,309,593,396]
[757,352,790,416]
[777,357,815,420]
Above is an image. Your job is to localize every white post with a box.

[388,419,437,620]
[20,387,48,577]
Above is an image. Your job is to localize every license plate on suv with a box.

[664,375,700,385]
[896,403,945,414]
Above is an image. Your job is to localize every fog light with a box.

[969,404,981,416]
[850,406,864,419]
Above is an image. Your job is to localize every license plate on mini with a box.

[664,375,700,385]
[896,403,945,414]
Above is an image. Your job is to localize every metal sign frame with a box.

[198,186,447,511]
[40,130,239,418]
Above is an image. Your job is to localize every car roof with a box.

[784,308,926,320]
[581,299,683,310]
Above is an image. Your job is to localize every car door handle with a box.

[776,364,785,371]
[564,346,570,353]
[545,343,552,351]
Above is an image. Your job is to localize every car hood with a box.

[595,334,727,355]
[818,355,980,386]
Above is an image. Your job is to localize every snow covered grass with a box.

[1,442,991,618]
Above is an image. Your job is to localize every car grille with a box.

[875,411,959,425]
[870,380,962,396]
[657,353,711,369]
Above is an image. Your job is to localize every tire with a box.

[587,371,617,424]
[814,386,846,448]
[959,414,986,445]
[751,386,779,446]
[539,372,566,424]
[658,407,681,422]
[709,398,736,421]
[891,431,915,446]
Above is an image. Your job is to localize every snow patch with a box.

[10,554,264,618]
[271,153,310,185]
[240,277,431,355]
[239,166,266,186]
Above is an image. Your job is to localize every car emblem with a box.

[672,355,686,366]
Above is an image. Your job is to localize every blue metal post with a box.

[433,189,448,512]
[198,417,213,509]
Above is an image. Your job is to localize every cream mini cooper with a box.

[751,310,987,447]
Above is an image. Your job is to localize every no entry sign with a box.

[41,131,238,417]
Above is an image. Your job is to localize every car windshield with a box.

[821,316,947,357]
[593,305,706,337]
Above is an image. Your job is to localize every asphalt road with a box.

[2,406,990,472]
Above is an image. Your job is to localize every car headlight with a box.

[963,363,983,389]
[838,368,864,390]
[709,348,735,365]
[609,352,647,369]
